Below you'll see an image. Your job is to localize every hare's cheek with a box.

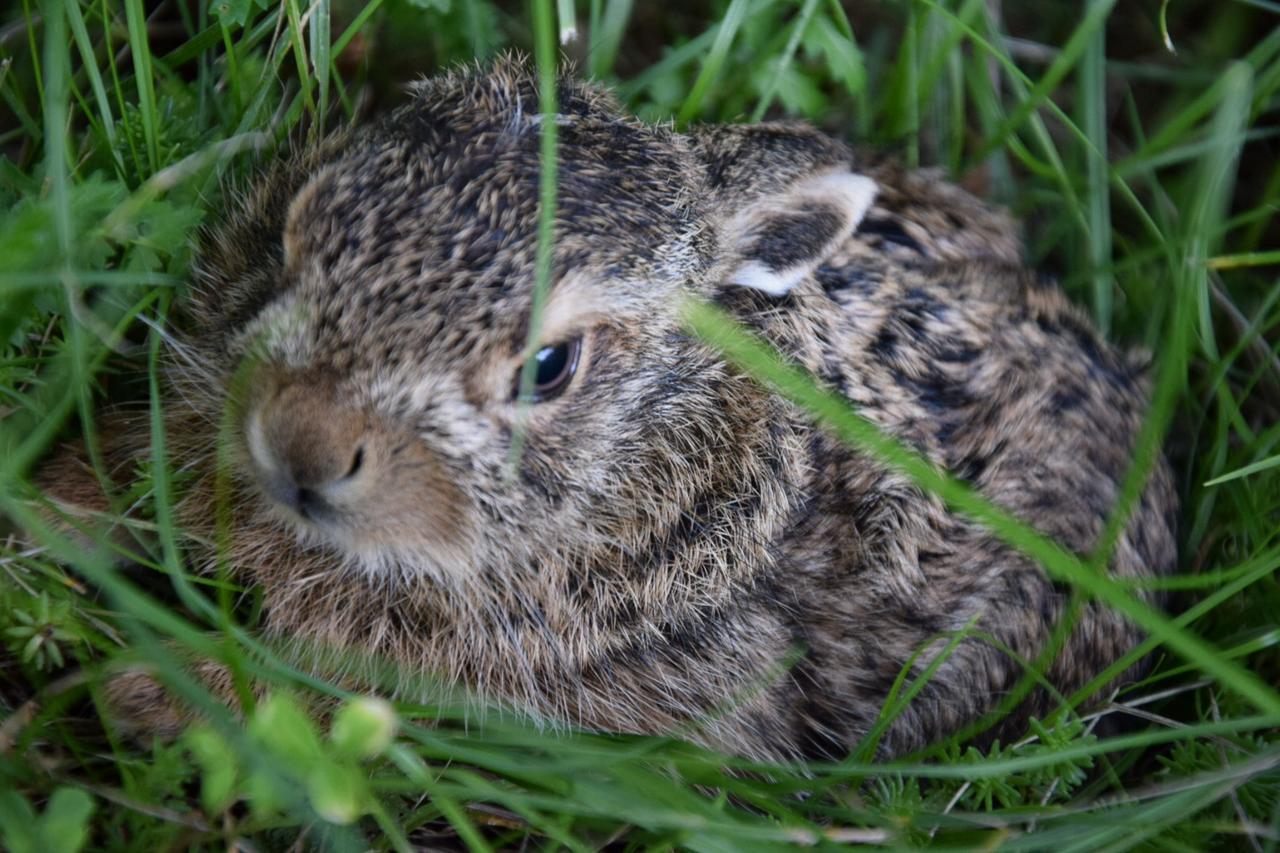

[312,438,476,564]
[385,464,473,547]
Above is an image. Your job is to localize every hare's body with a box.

[66,61,1173,760]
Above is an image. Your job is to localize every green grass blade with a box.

[65,0,119,163]
[974,0,1116,162]
[586,0,633,78]
[1208,249,1280,270]
[682,300,1280,719]
[122,0,160,172]
[1080,0,1113,332]
[509,0,560,468]
[750,0,821,121]
[1092,63,1253,567]
[677,0,752,126]
[556,0,577,44]
[309,0,332,131]
[1205,453,1280,486]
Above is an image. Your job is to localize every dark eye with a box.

[515,337,582,402]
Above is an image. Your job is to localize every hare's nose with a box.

[248,382,368,520]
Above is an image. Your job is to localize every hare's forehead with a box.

[279,157,704,310]
[287,120,702,266]
[252,252,674,378]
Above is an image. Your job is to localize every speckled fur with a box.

[52,58,1175,760]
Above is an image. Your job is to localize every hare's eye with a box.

[515,337,582,403]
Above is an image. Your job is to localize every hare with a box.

[38,58,1176,761]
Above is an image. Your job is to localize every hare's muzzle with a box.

[245,380,370,522]
[239,376,471,572]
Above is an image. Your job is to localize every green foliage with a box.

[182,694,398,828]
[4,591,82,671]
[1,0,1279,848]
[0,787,94,853]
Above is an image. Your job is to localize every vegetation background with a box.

[1,0,1279,849]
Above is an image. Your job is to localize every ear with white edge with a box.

[724,172,878,297]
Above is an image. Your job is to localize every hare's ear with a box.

[686,123,877,297]
[721,171,877,296]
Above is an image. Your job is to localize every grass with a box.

[1,0,1279,849]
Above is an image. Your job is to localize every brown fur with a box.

[43,58,1176,761]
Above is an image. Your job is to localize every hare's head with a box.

[182,58,876,591]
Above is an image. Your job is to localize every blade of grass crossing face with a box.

[509,0,560,468]
[677,0,751,126]
[682,300,1280,719]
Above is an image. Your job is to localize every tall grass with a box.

[1,0,1279,849]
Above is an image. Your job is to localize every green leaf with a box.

[307,761,368,825]
[752,61,825,117]
[38,789,94,853]
[211,0,269,29]
[250,693,323,767]
[0,791,40,853]
[243,770,285,820]
[803,13,865,95]
[185,726,240,815]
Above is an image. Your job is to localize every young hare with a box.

[42,59,1176,761]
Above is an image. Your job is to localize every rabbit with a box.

[36,56,1177,762]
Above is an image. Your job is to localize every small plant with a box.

[4,591,82,672]
[186,694,398,826]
